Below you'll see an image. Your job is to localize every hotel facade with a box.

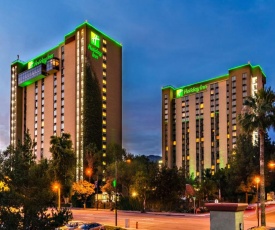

[10,22,122,180]
[162,64,266,178]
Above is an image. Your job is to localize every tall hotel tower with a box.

[10,22,122,180]
[162,64,266,178]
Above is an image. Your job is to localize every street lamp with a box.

[53,182,61,211]
[269,162,275,170]
[85,168,92,182]
[255,177,260,227]
[115,160,118,226]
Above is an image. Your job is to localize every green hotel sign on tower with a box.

[176,84,207,98]
[88,31,103,59]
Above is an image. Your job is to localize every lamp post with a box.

[255,177,260,227]
[53,183,61,211]
[85,168,92,182]
[269,162,275,170]
[193,197,196,214]
[115,160,118,226]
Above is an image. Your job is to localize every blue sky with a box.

[1,0,275,156]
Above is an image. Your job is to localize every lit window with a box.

[102,136,106,141]
[102,112,106,116]
[102,63,107,69]
[200,104,204,109]
[217,159,220,163]
[165,146,168,151]
[102,128,106,133]
[102,88,106,93]
[102,95,106,100]
[103,79,107,85]
[103,104,106,109]
[173,141,176,145]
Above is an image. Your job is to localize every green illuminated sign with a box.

[176,84,208,98]
[91,32,100,48]
[88,31,103,60]
[28,53,54,69]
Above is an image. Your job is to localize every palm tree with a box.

[50,133,76,198]
[238,87,275,226]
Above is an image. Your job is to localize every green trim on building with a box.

[65,21,122,47]
[162,63,267,95]
[18,74,46,87]
[228,63,266,78]
[11,21,122,66]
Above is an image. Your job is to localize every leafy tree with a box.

[0,131,72,229]
[72,180,95,208]
[130,171,152,212]
[225,134,259,202]
[152,167,186,211]
[105,143,126,164]
[238,87,275,227]
[197,169,218,201]
[49,133,76,198]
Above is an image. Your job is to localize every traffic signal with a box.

[112,179,117,188]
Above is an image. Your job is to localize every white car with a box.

[56,221,84,230]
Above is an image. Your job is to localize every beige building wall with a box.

[203,87,211,169]
[176,97,183,168]
[26,84,35,145]
[64,40,76,151]
[189,94,197,176]
[219,80,228,168]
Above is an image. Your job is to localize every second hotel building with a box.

[10,22,122,180]
[162,64,266,179]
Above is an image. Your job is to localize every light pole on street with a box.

[193,197,196,214]
[255,177,260,227]
[53,182,61,211]
[115,160,118,226]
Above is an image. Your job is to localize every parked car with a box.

[56,221,84,230]
[77,222,105,230]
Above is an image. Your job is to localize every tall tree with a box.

[0,131,72,229]
[49,133,76,198]
[238,87,275,226]
[152,166,186,211]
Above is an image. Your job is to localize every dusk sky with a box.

[1,0,275,156]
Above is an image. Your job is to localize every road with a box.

[71,205,275,230]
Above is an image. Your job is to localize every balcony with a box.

[18,64,47,87]
[46,58,60,74]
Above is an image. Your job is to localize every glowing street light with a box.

[255,177,260,227]
[85,168,92,182]
[269,162,275,169]
[53,182,61,211]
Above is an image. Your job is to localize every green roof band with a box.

[162,63,266,91]
[12,21,122,65]
[65,21,122,47]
